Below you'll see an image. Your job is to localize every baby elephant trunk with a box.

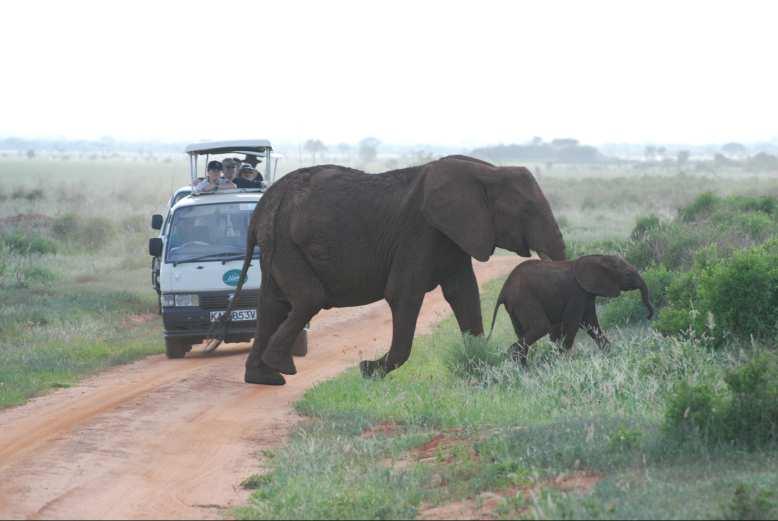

[637,277,654,320]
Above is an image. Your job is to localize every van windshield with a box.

[165,202,259,264]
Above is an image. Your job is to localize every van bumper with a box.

[162,307,256,343]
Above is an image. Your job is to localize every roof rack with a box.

[186,140,275,187]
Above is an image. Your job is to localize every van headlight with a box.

[174,294,200,307]
[162,294,199,307]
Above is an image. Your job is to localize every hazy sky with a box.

[2,0,777,146]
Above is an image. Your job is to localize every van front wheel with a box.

[165,337,191,359]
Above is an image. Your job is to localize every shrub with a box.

[698,245,778,343]
[23,265,56,284]
[664,352,778,448]
[1,231,57,255]
[52,214,115,251]
[679,191,720,222]
[630,214,661,241]
[663,381,727,440]
[722,484,777,520]
[721,352,778,447]
[655,240,778,344]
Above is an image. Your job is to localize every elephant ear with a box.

[421,160,496,261]
[574,255,621,298]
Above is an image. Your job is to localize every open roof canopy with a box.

[185,140,272,156]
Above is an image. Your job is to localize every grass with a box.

[0,158,175,408]
[235,275,778,519]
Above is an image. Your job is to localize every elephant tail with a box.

[486,287,505,342]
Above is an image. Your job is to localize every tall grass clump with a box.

[443,333,505,383]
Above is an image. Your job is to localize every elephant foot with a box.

[245,364,286,386]
[261,349,297,375]
[359,359,387,379]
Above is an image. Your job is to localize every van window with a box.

[165,203,259,264]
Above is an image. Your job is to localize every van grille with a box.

[199,292,259,310]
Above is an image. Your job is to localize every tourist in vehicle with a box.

[222,158,240,183]
[233,164,264,188]
[194,160,236,192]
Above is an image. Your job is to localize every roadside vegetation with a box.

[0,159,175,407]
[236,165,778,520]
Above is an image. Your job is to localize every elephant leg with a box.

[360,294,424,378]
[245,278,290,385]
[260,255,327,376]
[508,303,550,367]
[261,301,321,375]
[441,259,483,336]
[560,300,586,352]
[549,323,563,345]
[582,301,610,351]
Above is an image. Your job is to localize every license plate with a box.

[209,309,257,322]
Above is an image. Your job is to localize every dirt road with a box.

[0,256,519,520]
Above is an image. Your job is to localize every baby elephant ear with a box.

[574,255,621,298]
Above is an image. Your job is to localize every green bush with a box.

[1,231,57,255]
[679,191,720,222]
[52,214,115,251]
[630,214,661,241]
[22,265,56,285]
[697,246,778,342]
[722,484,777,520]
[664,352,778,448]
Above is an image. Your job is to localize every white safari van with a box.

[148,140,302,358]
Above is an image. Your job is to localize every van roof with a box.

[172,190,263,211]
[185,140,272,155]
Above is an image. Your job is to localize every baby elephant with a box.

[487,255,654,366]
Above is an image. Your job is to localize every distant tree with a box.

[530,136,543,146]
[551,138,579,147]
[747,152,778,171]
[336,143,352,160]
[656,146,667,160]
[714,153,733,166]
[677,150,690,166]
[644,145,657,162]
[722,142,748,158]
[358,137,381,164]
[26,149,35,159]
[303,139,327,163]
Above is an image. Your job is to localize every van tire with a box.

[165,337,191,359]
[292,330,308,357]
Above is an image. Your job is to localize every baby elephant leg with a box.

[582,302,610,351]
[508,307,550,368]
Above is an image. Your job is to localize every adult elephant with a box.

[230,155,566,385]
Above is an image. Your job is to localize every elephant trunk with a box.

[638,277,654,320]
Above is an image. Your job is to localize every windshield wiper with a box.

[176,251,246,263]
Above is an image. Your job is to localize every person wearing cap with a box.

[195,160,236,192]
[233,163,265,189]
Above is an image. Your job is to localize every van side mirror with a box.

[151,214,163,230]
[149,238,163,257]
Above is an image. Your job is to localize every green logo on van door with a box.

[223,269,243,286]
